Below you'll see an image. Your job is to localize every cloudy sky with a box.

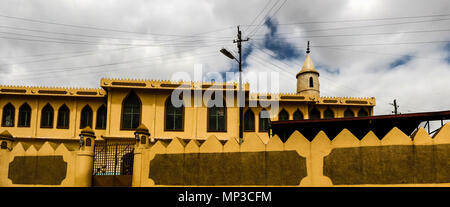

[0,0,449,117]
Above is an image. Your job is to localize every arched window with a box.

[309,77,314,88]
[324,108,334,119]
[259,109,270,132]
[41,103,54,128]
[121,92,141,130]
[358,108,369,117]
[85,138,91,147]
[244,109,255,132]
[18,103,31,127]
[278,109,289,121]
[344,108,355,118]
[2,103,15,127]
[96,105,107,129]
[309,107,321,120]
[293,109,303,120]
[165,97,184,131]
[57,104,70,129]
[80,105,93,129]
[207,99,226,132]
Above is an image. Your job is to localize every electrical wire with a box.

[0,26,235,60]
[316,47,445,61]
[250,28,450,40]
[0,13,232,38]
[243,0,274,34]
[248,0,289,38]
[243,13,450,26]
[249,17,450,37]
[0,49,221,81]
[308,40,450,48]
[0,35,231,47]
[0,24,233,42]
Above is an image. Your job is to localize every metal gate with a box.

[92,140,135,187]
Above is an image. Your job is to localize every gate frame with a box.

[92,138,135,187]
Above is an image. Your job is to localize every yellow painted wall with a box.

[0,129,96,187]
[0,94,106,140]
[0,91,374,141]
[0,141,77,187]
[106,88,241,140]
[133,123,450,187]
[0,81,375,142]
[2,123,448,187]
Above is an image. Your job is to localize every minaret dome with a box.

[296,41,320,96]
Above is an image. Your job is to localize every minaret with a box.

[296,41,320,96]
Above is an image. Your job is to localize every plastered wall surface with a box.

[133,123,450,187]
[2,123,449,187]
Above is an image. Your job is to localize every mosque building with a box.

[0,46,375,143]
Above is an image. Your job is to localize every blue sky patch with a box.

[242,42,253,68]
[262,18,302,61]
[317,65,340,75]
[220,42,254,79]
[445,43,450,64]
[389,55,413,69]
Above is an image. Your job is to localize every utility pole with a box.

[390,99,399,115]
[235,26,249,143]
[220,26,249,143]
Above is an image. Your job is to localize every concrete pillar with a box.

[132,124,151,187]
[75,126,96,187]
[0,130,14,186]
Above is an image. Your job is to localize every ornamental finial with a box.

[306,41,310,54]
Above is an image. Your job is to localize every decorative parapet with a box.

[0,85,105,97]
[249,92,310,102]
[248,93,376,106]
[136,123,450,187]
[318,96,376,106]
[101,78,250,91]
